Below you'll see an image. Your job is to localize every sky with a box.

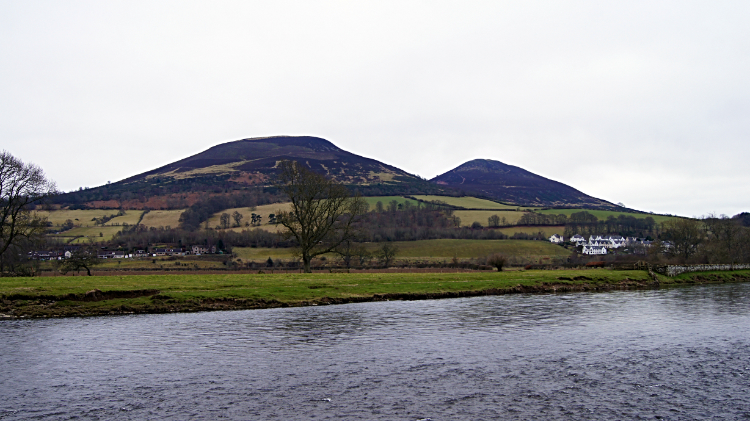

[2,1,749,218]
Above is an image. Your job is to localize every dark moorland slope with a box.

[53,136,444,209]
[431,159,617,209]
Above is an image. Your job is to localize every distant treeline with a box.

[512,211,658,238]
[110,224,289,251]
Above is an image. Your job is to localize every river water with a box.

[1,283,749,420]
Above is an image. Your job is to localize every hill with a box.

[431,159,618,209]
[54,136,444,209]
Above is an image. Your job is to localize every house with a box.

[582,245,607,255]
[570,234,586,245]
[548,234,564,244]
[98,250,126,259]
[588,235,627,249]
[191,245,216,255]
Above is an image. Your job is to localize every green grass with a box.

[413,195,524,210]
[0,270,650,312]
[140,210,185,228]
[453,210,525,226]
[106,210,144,226]
[494,226,565,236]
[536,208,683,224]
[4,269,748,318]
[49,226,124,242]
[361,196,419,209]
[37,209,119,227]
[234,239,569,262]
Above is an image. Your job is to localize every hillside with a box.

[54,136,445,209]
[431,159,618,209]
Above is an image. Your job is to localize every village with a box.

[548,234,664,255]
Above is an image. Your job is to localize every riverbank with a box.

[2,269,749,319]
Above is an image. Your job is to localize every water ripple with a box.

[1,283,750,419]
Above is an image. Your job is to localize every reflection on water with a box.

[1,283,750,420]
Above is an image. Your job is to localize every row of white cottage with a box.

[548,234,640,255]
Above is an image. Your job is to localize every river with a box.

[1,283,749,420]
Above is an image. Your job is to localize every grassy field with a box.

[454,210,525,226]
[537,208,682,224]
[49,226,125,243]
[5,269,744,318]
[140,210,185,228]
[494,225,565,237]
[361,196,419,209]
[234,239,570,262]
[106,210,144,226]
[413,195,522,210]
[36,209,119,227]
[207,203,292,232]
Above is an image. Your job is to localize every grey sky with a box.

[2,1,748,217]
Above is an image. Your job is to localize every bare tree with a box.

[1,151,57,272]
[232,210,243,227]
[703,214,744,264]
[661,218,704,262]
[486,253,507,271]
[376,243,399,267]
[220,212,230,229]
[59,243,101,276]
[488,214,500,228]
[275,160,367,273]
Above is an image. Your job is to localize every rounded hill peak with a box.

[237,135,341,152]
[452,159,516,173]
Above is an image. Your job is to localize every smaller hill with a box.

[431,159,617,209]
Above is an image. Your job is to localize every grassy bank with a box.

[3,269,749,319]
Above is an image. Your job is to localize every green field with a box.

[207,203,291,232]
[106,210,144,226]
[37,209,119,227]
[453,210,524,226]
[140,210,185,229]
[494,225,565,237]
[537,208,682,224]
[4,269,742,318]
[361,196,419,209]
[234,239,569,262]
[413,195,522,210]
[49,226,125,243]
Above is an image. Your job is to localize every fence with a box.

[654,264,750,277]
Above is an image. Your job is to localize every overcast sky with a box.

[2,1,748,217]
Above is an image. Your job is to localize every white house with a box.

[548,234,564,244]
[582,245,607,255]
[588,235,627,249]
[570,234,586,245]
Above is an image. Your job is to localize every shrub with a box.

[486,253,507,271]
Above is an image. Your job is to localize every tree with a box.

[703,214,743,264]
[59,244,101,276]
[1,151,57,273]
[487,253,507,271]
[488,214,500,228]
[220,212,230,229]
[661,218,704,262]
[275,160,367,273]
[232,211,243,227]
[376,243,399,267]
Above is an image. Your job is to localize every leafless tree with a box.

[59,243,101,276]
[661,218,704,262]
[220,212,230,229]
[275,160,366,273]
[376,243,399,267]
[1,151,57,273]
[232,210,243,227]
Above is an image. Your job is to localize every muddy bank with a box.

[1,273,748,319]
